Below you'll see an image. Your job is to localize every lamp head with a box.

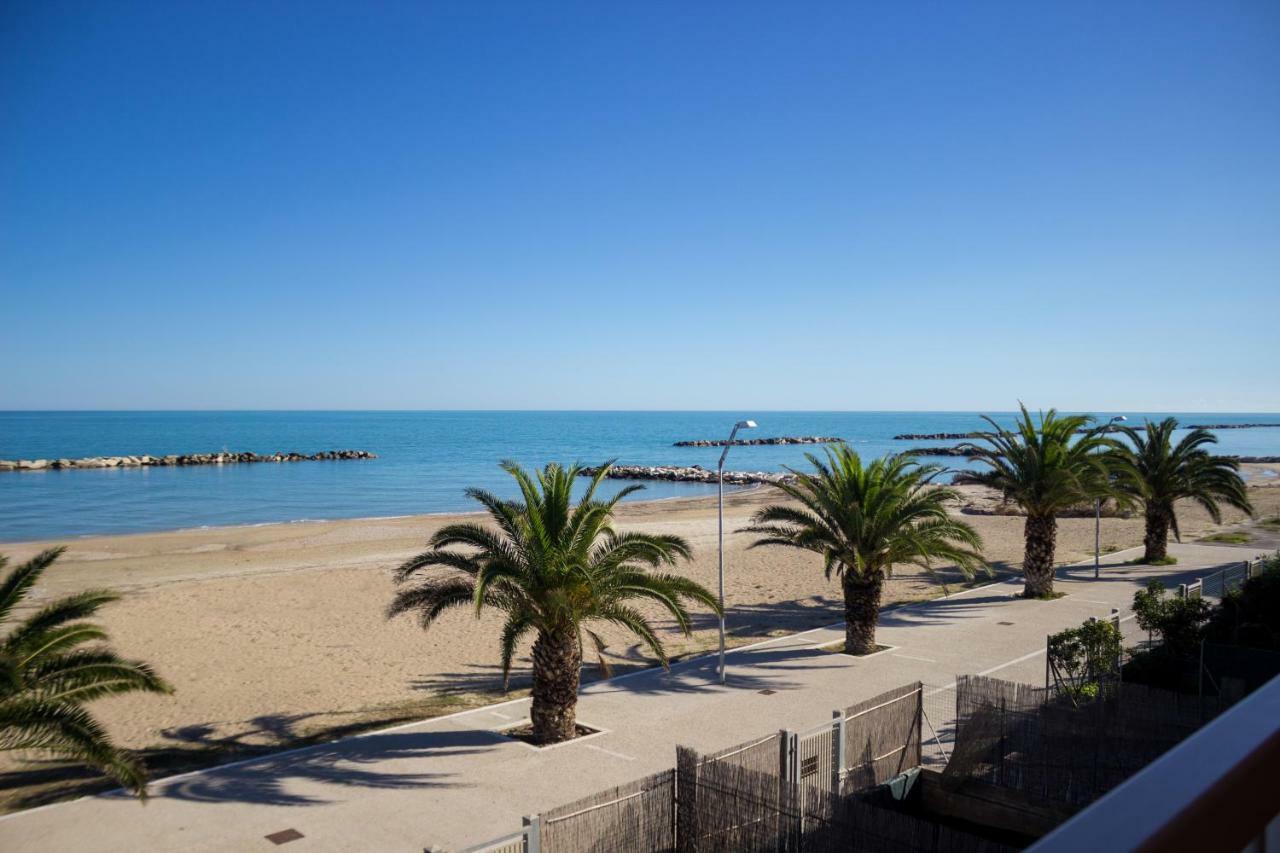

[1111,416,1127,424]
[737,420,757,429]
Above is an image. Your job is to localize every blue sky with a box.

[3,2,1278,411]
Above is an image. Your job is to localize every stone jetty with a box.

[579,464,793,486]
[672,436,843,447]
[0,450,376,472]
[1188,423,1280,430]
[892,432,983,441]
[902,446,981,457]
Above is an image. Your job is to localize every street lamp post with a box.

[1095,415,1127,580]
[718,419,756,684]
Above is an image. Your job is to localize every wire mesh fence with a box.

[1181,555,1269,602]
[920,683,958,768]
[794,720,838,804]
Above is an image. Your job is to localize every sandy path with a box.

[1,476,1276,758]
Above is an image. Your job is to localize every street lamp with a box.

[717,418,756,684]
[1095,416,1127,580]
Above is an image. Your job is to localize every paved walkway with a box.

[1,543,1264,852]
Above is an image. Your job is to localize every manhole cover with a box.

[266,829,305,845]
[758,689,777,695]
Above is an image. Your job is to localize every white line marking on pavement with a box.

[584,744,636,762]
[892,654,937,663]
[926,648,1049,696]
[490,710,512,720]
[978,648,1045,676]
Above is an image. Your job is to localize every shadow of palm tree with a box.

[145,727,500,806]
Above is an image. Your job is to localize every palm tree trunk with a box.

[1023,514,1057,598]
[841,573,883,655]
[1143,503,1171,563]
[530,629,581,744]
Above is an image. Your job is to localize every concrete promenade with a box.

[0,543,1263,852]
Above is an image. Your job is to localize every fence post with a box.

[782,730,801,850]
[831,710,845,795]
[675,747,697,853]
[1044,634,1051,690]
[523,815,540,853]
[914,682,924,768]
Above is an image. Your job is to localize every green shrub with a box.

[1048,618,1122,703]
[1132,580,1213,658]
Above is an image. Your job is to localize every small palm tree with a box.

[960,405,1116,598]
[1111,418,1252,563]
[388,461,720,745]
[1,548,171,797]
[741,446,985,655]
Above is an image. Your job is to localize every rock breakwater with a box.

[672,436,843,447]
[1188,423,1280,430]
[0,450,376,472]
[579,465,793,486]
[903,446,981,457]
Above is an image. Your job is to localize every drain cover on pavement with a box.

[266,829,305,845]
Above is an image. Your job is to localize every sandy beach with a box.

[2,469,1277,808]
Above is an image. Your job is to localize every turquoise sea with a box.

[1,411,1278,542]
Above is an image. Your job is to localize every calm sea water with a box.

[2,411,1278,542]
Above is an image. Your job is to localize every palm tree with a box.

[741,446,985,655]
[1,548,171,797]
[960,405,1116,598]
[388,460,720,745]
[1111,418,1252,563]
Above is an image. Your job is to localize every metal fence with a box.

[920,684,958,768]
[1179,554,1269,601]
[466,683,929,853]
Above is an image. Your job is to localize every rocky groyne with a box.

[0,450,376,472]
[579,464,793,486]
[903,446,981,457]
[893,432,983,441]
[1188,424,1280,430]
[672,436,843,447]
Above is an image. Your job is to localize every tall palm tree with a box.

[388,461,720,745]
[960,405,1117,598]
[741,446,985,655]
[1111,418,1252,563]
[1,548,171,797]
